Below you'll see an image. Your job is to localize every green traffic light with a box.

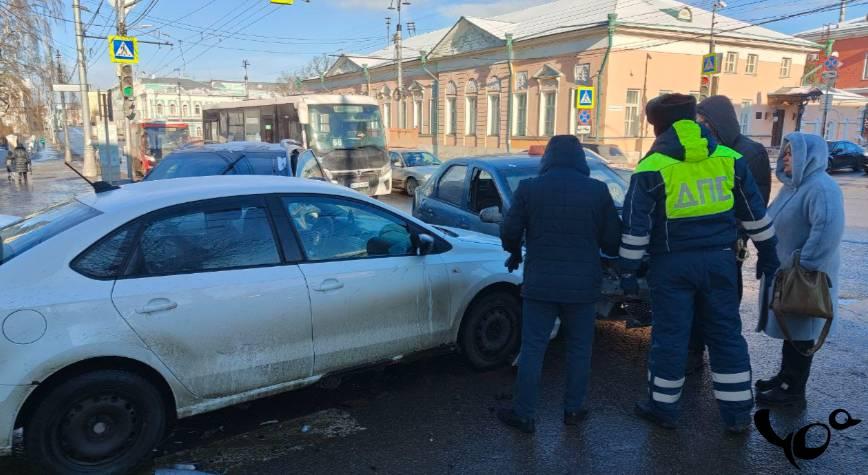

[123,86,133,97]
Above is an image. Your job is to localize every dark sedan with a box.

[144,142,327,181]
[826,140,865,173]
[412,151,648,325]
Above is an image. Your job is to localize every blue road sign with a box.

[108,35,138,64]
[578,110,591,124]
[824,56,839,70]
[576,86,595,109]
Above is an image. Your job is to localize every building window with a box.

[826,120,837,140]
[465,96,477,135]
[863,53,868,79]
[196,126,202,137]
[194,104,201,115]
[780,58,792,78]
[383,102,391,128]
[625,89,641,137]
[724,52,738,73]
[428,97,435,134]
[541,91,556,136]
[169,102,176,116]
[182,104,189,117]
[446,97,457,135]
[487,95,500,136]
[512,93,527,136]
[739,100,752,135]
[413,99,422,129]
[156,103,164,116]
[398,100,407,128]
[746,54,758,75]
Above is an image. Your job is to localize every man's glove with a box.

[755,241,780,281]
[620,273,639,298]
[505,253,522,273]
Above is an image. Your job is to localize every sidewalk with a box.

[1,146,93,217]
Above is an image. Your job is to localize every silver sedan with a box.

[390,149,441,196]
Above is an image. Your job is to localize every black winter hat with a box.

[540,134,589,176]
[646,93,697,136]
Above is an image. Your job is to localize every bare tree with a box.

[0,0,62,136]
[276,54,335,95]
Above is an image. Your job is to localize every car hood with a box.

[439,226,501,247]
[0,214,21,228]
[408,165,439,176]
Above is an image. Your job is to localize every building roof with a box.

[769,86,868,103]
[325,0,816,78]
[796,13,868,41]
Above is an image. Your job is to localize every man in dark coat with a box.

[497,135,621,433]
[686,96,774,373]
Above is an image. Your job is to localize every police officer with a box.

[619,93,779,433]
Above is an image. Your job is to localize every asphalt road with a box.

[1,162,866,474]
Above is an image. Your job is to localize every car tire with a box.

[459,291,522,370]
[405,178,418,197]
[24,370,167,475]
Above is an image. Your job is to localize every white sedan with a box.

[0,176,522,474]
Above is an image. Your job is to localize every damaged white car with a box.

[0,176,522,474]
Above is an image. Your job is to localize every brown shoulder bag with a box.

[771,251,834,357]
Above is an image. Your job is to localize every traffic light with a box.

[120,64,134,99]
[123,97,135,120]
[699,76,711,100]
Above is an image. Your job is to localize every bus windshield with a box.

[305,104,385,155]
[144,126,190,160]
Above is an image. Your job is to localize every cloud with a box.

[437,0,550,18]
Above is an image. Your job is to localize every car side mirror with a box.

[479,206,503,224]
[417,233,435,255]
[392,159,403,167]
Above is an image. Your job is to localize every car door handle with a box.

[136,298,178,314]
[312,278,344,292]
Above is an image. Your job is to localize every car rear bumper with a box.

[0,384,33,457]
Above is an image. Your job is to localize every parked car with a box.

[389,149,442,196]
[582,143,633,179]
[413,151,649,324]
[143,142,327,182]
[0,215,20,227]
[826,140,864,172]
[0,176,524,473]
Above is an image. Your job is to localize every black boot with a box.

[634,400,676,430]
[755,374,782,392]
[497,408,535,433]
[755,382,806,409]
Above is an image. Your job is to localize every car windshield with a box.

[1,200,100,264]
[500,159,627,208]
[144,151,290,180]
[403,152,440,167]
[305,104,386,155]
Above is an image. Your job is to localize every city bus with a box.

[130,121,191,179]
[203,94,391,196]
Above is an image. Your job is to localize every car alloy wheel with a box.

[25,370,167,475]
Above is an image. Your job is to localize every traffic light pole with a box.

[73,0,98,177]
[56,52,73,164]
[116,0,135,180]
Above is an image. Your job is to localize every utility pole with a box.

[839,0,847,23]
[505,33,514,153]
[705,1,726,97]
[115,0,137,180]
[390,1,407,127]
[73,0,98,177]
[56,52,72,163]
[242,59,251,99]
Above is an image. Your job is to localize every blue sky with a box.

[49,0,866,88]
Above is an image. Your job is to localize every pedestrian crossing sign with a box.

[702,52,722,75]
[576,86,595,109]
[108,35,138,64]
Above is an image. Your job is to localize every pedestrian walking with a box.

[755,133,845,409]
[12,144,31,182]
[619,93,779,433]
[685,95,774,373]
[498,135,621,433]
